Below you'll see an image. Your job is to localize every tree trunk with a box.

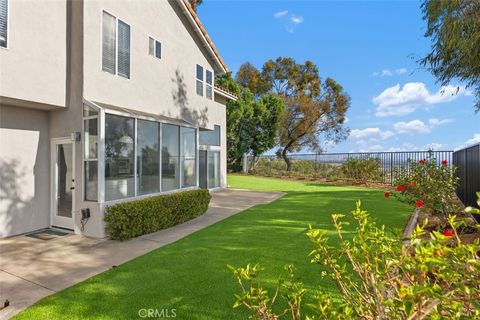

[281,147,292,171]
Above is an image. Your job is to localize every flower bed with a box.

[389,153,480,243]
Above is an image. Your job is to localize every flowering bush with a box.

[393,153,458,215]
[230,202,480,319]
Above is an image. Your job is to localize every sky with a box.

[198,0,479,153]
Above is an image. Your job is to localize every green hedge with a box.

[105,189,211,240]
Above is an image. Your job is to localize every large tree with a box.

[216,73,284,171]
[262,58,350,171]
[421,0,480,112]
[236,62,272,97]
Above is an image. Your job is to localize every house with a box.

[0,0,236,238]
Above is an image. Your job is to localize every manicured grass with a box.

[15,176,411,320]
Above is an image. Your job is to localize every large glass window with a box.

[137,120,160,195]
[208,151,221,188]
[105,114,135,201]
[199,125,220,146]
[182,127,196,187]
[162,124,180,191]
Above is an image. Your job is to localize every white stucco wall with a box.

[0,105,50,237]
[0,0,67,108]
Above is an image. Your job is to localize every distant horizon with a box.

[199,0,479,153]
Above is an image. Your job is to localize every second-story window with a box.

[206,70,213,100]
[0,0,8,48]
[196,64,203,96]
[102,11,130,79]
[149,37,161,59]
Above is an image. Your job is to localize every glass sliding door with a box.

[105,114,135,201]
[162,124,180,191]
[207,151,220,188]
[137,120,160,195]
[182,127,196,188]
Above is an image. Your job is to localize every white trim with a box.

[50,138,76,230]
[133,117,138,196]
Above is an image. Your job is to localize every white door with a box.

[51,139,75,230]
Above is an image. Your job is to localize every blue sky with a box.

[198,0,479,152]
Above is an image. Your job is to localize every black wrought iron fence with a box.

[245,151,453,185]
[453,143,480,209]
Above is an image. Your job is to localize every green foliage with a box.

[229,264,305,320]
[104,189,211,240]
[231,202,480,319]
[465,192,480,216]
[340,158,384,184]
[249,157,344,181]
[236,62,272,97]
[217,73,284,171]
[393,153,458,215]
[421,0,480,112]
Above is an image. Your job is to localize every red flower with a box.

[403,183,409,190]
[443,230,453,237]
[441,160,448,166]
[396,185,404,192]
[411,180,417,186]
[419,159,426,165]
[384,192,390,198]
[416,200,424,208]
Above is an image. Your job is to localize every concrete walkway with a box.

[0,188,284,319]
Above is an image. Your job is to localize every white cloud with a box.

[394,120,431,134]
[373,82,471,117]
[290,15,303,24]
[274,10,288,18]
[372,68,408,77]
[393,118,453,135]
[350,127,395,140]
[428,118,454,126]
[423,143,445,150]
[457,133,480,150]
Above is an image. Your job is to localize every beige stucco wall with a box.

[82,0,225,130]
[0,0,67,109]
[0,105,50,237]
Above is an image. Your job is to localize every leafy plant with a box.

[340,158,384,185]
[393,153,458,215]
[230,202,480,319]
[465,192,480,215]
[105,189,211,240]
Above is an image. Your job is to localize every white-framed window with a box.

[196,64,203,96]
[149,37,161,59]
[83,105,99,201]
[0,0,8,48]
[206,70,213,100]
[102,11,130,79]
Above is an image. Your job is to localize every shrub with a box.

[105,189,211,240]
[393,153,458,215]
[230,202,480,319]
[340,158,384,184]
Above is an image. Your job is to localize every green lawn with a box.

[15,176,411,320]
